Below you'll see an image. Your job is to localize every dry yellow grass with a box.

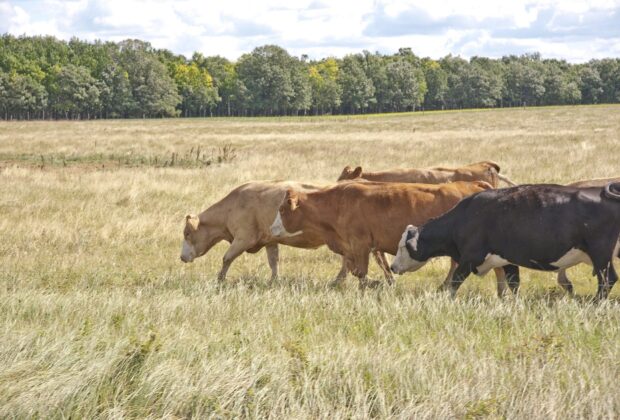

[1,105,620,418]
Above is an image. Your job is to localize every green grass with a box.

[1,105,620,418]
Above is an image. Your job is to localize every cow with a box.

[179,181,392,283]
[337,161,516,188]
[391,183,620,300]
[270,180,519,292]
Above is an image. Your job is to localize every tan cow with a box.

[554,176,620,294]
[337,161,516,188]
[270,180,514,292]
[180,181,391,282]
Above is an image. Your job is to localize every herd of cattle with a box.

[180,161,620,299]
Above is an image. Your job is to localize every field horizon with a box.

[1,104,620,418]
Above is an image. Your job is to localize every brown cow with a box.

[337,161,516,188]
[553,176,620,294]
[180,181,391,282]
[270,180,514,292]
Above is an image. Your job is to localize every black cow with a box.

[391,183,620,299]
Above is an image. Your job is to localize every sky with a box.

[1,0,620,62]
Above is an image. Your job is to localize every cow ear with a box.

[285,189,299,210]
[351,166,363,178]
[185,214,199,230]
[406,226,420,251]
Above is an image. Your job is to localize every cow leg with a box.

[594,262,617,300]
[493,267,508,298]
[328,257,349,288]
[503,264,521,294]
[556,268,574,296]
[373,251,395,286]
[217,238,254,282]
[266,244,279,281]
[351,252,372,291]
[449,263,473,298]
[439,259,458,291]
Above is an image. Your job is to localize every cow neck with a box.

[301,188,339,231]
[198,198,228,227]
[420,211,458,260]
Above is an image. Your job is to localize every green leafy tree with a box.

[116,40,180,117]
[49,64,100,119]
[579,65,604,104]
[422,59,448,110]
[385,59,426,111]
[338,54,375,114]
[236,45,296,115]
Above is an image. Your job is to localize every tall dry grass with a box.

[1,105,620,418]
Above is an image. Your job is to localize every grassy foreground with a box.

[1,105,620,418]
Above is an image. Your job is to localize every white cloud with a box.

[0,0,619,62]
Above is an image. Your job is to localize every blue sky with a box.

[1,0,619,62]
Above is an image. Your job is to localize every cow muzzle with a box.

[180,240,196,263]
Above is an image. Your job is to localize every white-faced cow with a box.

[336,161,517,289]
[270,180,519,292]
[391,183,620,299]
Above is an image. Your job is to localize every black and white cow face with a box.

[391,225,428,274]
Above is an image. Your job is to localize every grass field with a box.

[1,105,620,418]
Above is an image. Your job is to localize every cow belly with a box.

[475,254,510,276]
[550,248,592,269]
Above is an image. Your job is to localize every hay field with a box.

[1,105,620,418]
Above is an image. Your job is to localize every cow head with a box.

[180,214,223,262]
[391,225,428,274]
[270,189,304,237]
[337,165,363,181]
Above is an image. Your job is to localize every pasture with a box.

[1,105,620,418]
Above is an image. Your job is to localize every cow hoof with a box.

[327,280,344,289]
[367,280,382,289]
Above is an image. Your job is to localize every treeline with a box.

[1,34,620,120]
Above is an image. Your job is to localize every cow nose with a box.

[180,255,187,263]
[390,264,398,274]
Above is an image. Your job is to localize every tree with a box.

[503,57,546,106]
[579,65,604,104]
[2,72,48,119]
[309,58,342,115]
[173,62,220,117]
[99,64,134,118]
[49,64,100,119]
[116,40,180,117]
[591,59,620,103]
[338,55,375,114]
[422,59,448,110]
[385,59,426,111]
[236,45,296,115]
[289,57,311,115]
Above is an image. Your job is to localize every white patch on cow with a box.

[270,212,303,238]
[180,239,196,262]
[475,254,510,276]
[550,248,592,269]
[391,228,426,274]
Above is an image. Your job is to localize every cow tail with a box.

[604,182,620,201]
[474,181,494,191]
[497,173,518,187]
